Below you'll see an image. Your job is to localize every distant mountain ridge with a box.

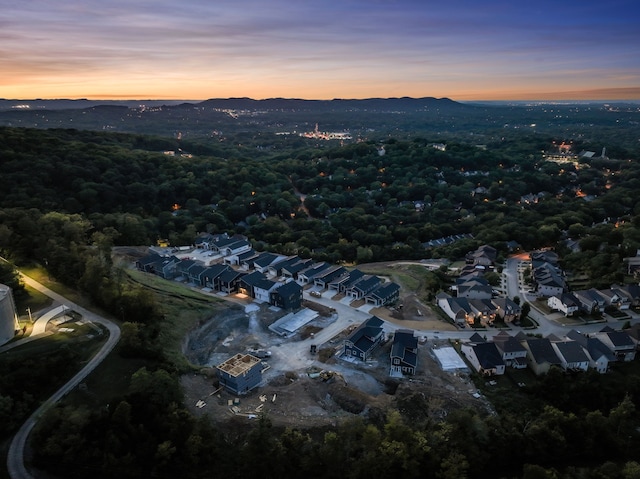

[0,96,463,112]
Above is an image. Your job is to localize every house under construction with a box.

[217,353,263,395]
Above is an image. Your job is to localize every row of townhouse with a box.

[460,326,638,376]
[137,241,400,309]
[436,292,522,327]
[528,249,640,317]
[136,252,303,310]
[548,284,640,317]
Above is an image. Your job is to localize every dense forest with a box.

[0,122,639,287]
[1,101,640,478]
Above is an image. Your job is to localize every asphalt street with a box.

[5,274,121,479]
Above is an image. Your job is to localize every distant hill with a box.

[0,99,190,111]
[196,96,465,111]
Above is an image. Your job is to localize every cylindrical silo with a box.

[0,283,18,346]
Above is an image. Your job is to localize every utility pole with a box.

[26,307,33,323]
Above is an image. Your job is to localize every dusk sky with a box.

[2,0,639,101]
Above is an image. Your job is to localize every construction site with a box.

[180,295,489,429]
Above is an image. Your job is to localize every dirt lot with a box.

[181,300,489,430]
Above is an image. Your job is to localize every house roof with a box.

[491,297,521,314]
[218,270,244,283]
[189,263,206,274]
[391,330,418,368]
[240,271,267,287]
[471,342,505,369]
[604,331,635,348]
[495,336,527,354]
[554,341,590,364]
[525,338,561,365]
[299,262,332,279]
[273,280,302,298]
[253,252,283,268]
[315,265,347,283]
[237,249,258,261]
[350,275,381,293]
[281,259,314,275]
[447,297,473,315]
[201,264,230,280]
[347,316,384,354]
[469,298,496,314]
[368,282,400,300]
[338,269,366,288]
[468,332,485,343]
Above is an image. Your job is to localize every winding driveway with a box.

[6,274,120,479]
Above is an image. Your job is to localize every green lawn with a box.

[124,269,226,370]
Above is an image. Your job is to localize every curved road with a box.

[6,274,120,479]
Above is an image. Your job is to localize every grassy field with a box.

[357,262,438,297]
[124,269,226,370]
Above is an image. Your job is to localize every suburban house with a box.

[207,234,249,255]
[219,238,251,258]
[224,248,257,267]
[389,329,418,376]
[201,264,231,289]
[465,244,497,268]
[624,252,640,277]
[566,330,615,373]
[135,254,180,279]
[175,258,198,278]
[347,275,382,300]
[365,282,401,307]
[456,278,493,299]
[217,353,264,395]
[437,293,474,326]
[461,342,505,376]
[491,297,521,323]
[313,266,347,289]
[217,269,246,294]
[551,341,590,372]
[343,316,385,361]
[492,332,528,368]
[598,287,632,310]
[238,271,278,302]
[253,252,286,273]
[533,262,566,297]
[297,262,332,285]
[266,256,302,276]
[596,330,636,361]
[186,263,207,285]
[530,250,560,268]
[236,250,261,270]
[270,281,303,311]
[328,269,365,293]
[280,258,314,280]
[469,298,497,326]
[572,289,606,315]
[547,293,581,316]
[625,323,640,350]
[522,338,562,375]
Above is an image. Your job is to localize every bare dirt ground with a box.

[181,301,489,430]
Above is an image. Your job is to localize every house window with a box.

[394,358,400,365]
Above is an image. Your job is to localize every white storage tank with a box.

[0,283,18,346]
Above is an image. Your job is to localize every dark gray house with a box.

[343,316,385,361]
[217,353,263,395]
[270,281,303,311]
[366,282,400,306]
[390,329,418,376]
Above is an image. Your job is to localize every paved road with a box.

[6,274,121,479]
